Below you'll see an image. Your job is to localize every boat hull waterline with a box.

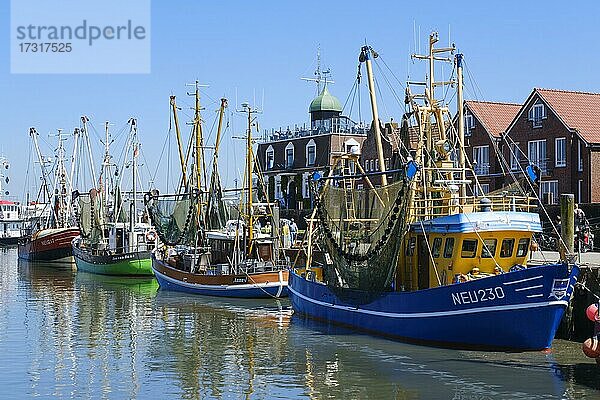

[73,244,153,276]
[289,263,579,351]
[152,255,289,298]
[18,227,80,263]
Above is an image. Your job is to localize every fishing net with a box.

[314,176,411,298]
[206,163,229,231]
[145,190,199,246]
[76,190,104,244]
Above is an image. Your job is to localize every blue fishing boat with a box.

[289,35,579,351]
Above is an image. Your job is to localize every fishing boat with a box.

[18,128,80,262]
[289,35,579,351]
[147,87,289,298]
[72,118,155,276]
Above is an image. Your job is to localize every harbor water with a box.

[0,247,598,399]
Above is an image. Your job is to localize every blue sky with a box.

[1,0,599,198]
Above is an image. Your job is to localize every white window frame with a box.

[464,112,474,136]
[305,139,316,167]
[473,145,490,175]
[555,137,566,167]
[578,139,583,172]
[474,183,490,197]
[528,101,547,128]
[285,142,294,168]
[528,139,547,174]
[265,145,274,170]
[578,179,583,203]
[509,142,520,171]
[540,180,559,205]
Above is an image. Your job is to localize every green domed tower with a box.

[309,85,342,123]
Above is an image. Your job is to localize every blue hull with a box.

[289,263,579,351]
[152,256,288,299]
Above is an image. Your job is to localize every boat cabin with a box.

[399,210,541,290]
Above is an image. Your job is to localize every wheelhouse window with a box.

[555,137,566,167]
[443,237,455,258]
[500,239,515,258]
[481,239,497,258]
[473,146,489,175]
[517,238,530,257]
[406,237,416,256]
[432,237,442,258]
[461,239,478,258]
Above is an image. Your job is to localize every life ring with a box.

[145,230,157,242]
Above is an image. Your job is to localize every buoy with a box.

[582,335,600,358]
[586,303,599,322]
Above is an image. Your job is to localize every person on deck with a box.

[282,222,291,248]
[290,219,298,244]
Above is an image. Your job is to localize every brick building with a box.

[256,85,367,210]
[503,88,600,204]
[462,100,521,194]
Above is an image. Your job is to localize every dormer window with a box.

[285,142,294,168]
[306,139,316,166]
[528,102,547,128]
[464,113,475,136]
[265,145,274,170]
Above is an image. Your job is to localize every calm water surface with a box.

[0,247,598,399]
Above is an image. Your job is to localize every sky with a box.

[1,0,599,200]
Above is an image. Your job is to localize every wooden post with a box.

[560,193,575,260]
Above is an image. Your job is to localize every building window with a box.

[555,137,566,167]
[266,149,274,170]
[540,180,559,205]
[375,159,380,171]
[528,102,546,128]
[578,140,583,172]
[578,179,583,203]
[473,145,489,175]
[464,112,475,136]
[528,139,547,173]
[509,142,520,171]
[285,142,294,168]
[306,145,316,166]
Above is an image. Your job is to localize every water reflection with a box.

[0,247,598,399]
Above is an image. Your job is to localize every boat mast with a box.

[187,81,208,192]
[69,127,80,207]
[80,116,98,188]
[29,128,51,204]
[129,118,138,251]
[214,98,228,157]
[52,129,69,228]
[170,96,188,191]
[360,45,387,186]
[456,53,467,201]
[101,121,112,217]
[246,104,255,248]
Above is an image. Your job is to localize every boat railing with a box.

[78,241,156,256]
[411,195,537,220]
